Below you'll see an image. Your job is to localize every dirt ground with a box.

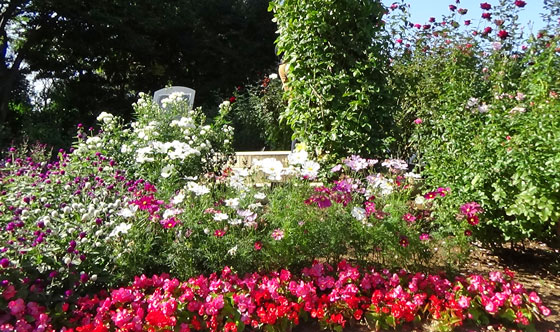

[293,241,560,332]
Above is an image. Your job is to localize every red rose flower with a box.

[498,30,509,39]
[229,96,236,103]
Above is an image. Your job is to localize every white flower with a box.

[109,223,132,237]
[256,158,284,181]
[478,103,489,113]
[96,112,114,124]
[172,191,185,205]
[136,147,154,163]
[225,198,240,208]
[254,192,266,200]
[466,97,479,108]
[248,202,262,210]
[163,208,182,219]
[269,73,278,80]
[118,206,138,218]
[187,182,210,196]
[228,218,243,226]
[227,245,238,256]
[301,160,320,179]
[414,195,426,209]
[404,172,422,179]
[288,150,308,165]
[213,213,229,222]
[161,164,174,178]
[351,207,366,221]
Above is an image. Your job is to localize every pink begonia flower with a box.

[458,296,471,309]
[540,305,551,316]
[485,300,498,314]
[529,291,541,304]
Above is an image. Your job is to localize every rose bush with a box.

[388,1,560,244]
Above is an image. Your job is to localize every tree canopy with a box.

[0,0,277,148]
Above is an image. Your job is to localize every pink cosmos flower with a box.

[460,202,482,217]
[480,2,492,10]
[467,215,479,226]
[271,229,284,240]
[214,229,226,237]
[419,233,430,241]
[399,236,409,247]
[402,213,416,224]
[515,0,527,7]
[414,118,423,124]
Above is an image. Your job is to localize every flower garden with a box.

[1,1,559,331]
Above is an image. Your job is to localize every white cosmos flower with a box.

[161,164,174,178]
[172,191,185,205]
[254,192,266,200]
[351,207,366,221]
[225,198,240,208]
[288,150,308,165]
[163,208,182,219]
[257,158,284,181]
[118,205,138,218]
[301,161,320,179]
[213,213,229,222]
[187,182,210,196]
[109,222,132,237]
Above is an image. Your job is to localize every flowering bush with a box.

[388,1,560,244]
[1,261,550,331]
[0,143,170,307]
[74,92,234,196]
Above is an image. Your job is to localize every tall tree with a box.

[1,0,278,148]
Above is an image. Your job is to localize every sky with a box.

[381,0,549,33]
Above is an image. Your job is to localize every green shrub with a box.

[228,74,293,150]
[270,0,395,160]
[390,2,560,243]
